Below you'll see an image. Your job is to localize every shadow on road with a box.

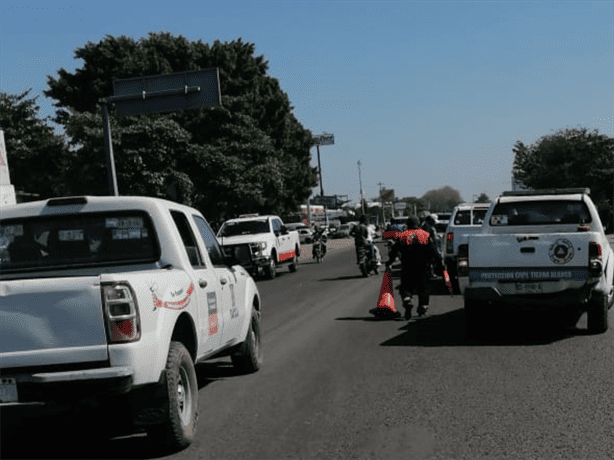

[378,309,590,347]
[0,361,243,460]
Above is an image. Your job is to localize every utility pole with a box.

[358,160,365,215]
[377,182,385,225]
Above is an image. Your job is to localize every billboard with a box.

[111,68,221,117]
[380,189,395,201]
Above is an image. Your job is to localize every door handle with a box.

[220,277,228,285]
[199,279,208,288]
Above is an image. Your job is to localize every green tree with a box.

[513,126,614,229]
[44,33,318,221]
[420,186,464,212]
[0,90,72,199]
[475,193,490,203]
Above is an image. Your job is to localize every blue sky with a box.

[1,1,612,206]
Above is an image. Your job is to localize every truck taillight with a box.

[102,282,141,343]
[446,233,453,254]
[457,244,469,276]
[589,242,603,278]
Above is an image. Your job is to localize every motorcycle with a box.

[358,243,379,277]
[312,238,326,263]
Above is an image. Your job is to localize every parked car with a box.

[298,228,313,244]
[333,223,354,239]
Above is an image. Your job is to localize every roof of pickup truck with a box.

[1,195,195,219]
[498,193,585,204]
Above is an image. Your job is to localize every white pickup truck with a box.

[217,214,301,279]
[461,188,614,335]
[444,203,491,294]
[0,196,262,450]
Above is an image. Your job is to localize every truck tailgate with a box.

[468,233,591,282]
[0,276,108,368]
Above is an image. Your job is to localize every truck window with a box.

[0,212,159,271]
[170,210,204,268]
[192,215,225,266]
[219,220,269,237]
[489,201,592,226]
[454,211,471,225]
[472,209,488,225]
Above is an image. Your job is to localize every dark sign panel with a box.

[111,68,221,116]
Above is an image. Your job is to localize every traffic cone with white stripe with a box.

[370,270,400,318]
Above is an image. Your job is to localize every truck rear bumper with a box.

[464,285,592,307]
[1,366,134,405]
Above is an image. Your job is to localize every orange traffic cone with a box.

[370,270,399,318]
[443,270,453,296]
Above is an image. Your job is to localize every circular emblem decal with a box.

[549,238,574,265]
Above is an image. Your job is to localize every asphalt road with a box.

[3,239,614,459]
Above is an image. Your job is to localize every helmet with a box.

[406,215,420,229]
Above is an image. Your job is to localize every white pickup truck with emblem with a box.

[461,188,614,335]
[217,214,301,279]
[0,196,262,450]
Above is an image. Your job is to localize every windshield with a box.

[490,200,592,226]
[0,211,159,271]
[219,220,269,237]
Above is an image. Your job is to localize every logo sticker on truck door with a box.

[549,239,574,265]
[207,292,218,335]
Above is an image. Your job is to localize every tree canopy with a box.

[420,186,464,212]
[474,193,490,203]
[513,126,614,229]
[43,32,318,221]
[0,90,72,199]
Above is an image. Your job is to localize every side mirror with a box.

[280,225,289,235]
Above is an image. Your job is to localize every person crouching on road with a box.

[384,215,440,320]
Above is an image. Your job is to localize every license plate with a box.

[515,282,543,294]
[0,378,18,403]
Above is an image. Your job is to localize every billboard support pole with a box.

[101,103,119,196]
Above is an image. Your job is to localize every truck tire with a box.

[289,249,298,272]
[147,341,198,451]
[231,308,263,373]
[266,256,277,279]
[587,292,608,334]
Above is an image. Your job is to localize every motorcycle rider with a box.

[311,224,328,259]
[384,215,442,320]
[351,215,371,264]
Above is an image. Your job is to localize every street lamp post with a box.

[313,132,334,197]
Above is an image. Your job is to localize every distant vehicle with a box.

[432,212,452,234]
[333,223,354,239]
[217,214,301,279]
[298,228,313,244]
[445,203,491,293]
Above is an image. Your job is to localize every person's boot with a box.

[403,294,413,320]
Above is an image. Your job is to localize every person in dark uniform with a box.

[421,214,441,278]
[384,215,440,320]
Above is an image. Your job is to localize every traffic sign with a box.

[110,68,221,117]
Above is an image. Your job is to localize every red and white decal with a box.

[152,283,195,310]
[278,250,296,262]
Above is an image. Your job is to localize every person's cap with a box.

[406,215,420,228]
